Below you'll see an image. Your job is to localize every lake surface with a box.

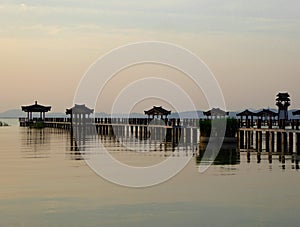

[1,119,300,226]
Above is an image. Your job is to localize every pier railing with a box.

[19,117,200,147]
[237,119,300,130]
[17,117,200,128]
[238,128,300,154]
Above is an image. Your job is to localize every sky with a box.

[0,0,299,113]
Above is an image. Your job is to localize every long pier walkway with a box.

[19,117,200,147]
[238,127,300,154]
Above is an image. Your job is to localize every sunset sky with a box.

[0,0,299,113]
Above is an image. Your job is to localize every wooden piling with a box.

[296,133,300,155]
[282,132,288,154]
[239,130,244,150]
[270,131,275,152]
[277,132,282,152]
[289,132,294,154]
[266,131,270,152]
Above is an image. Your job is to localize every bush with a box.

[199,118,238,137]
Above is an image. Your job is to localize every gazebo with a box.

[144,106,171,119]
[203,108,229,119]
[66,104,94,147]
[21,101,51,122]
[236,109,256,127]
[256,109,277,119]
[66,104,94,126]
[256,109,277,128]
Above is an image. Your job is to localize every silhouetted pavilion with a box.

[255,109,277,128]
[66,104,94,126]
[21,101,51,121]
[66,104,94,149]
[203,108,229,118]
[144,106,171,119]
[66,104,94,116]
[256,109,277,119]
[237,109,256,127]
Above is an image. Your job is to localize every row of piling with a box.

[238,128,300,154]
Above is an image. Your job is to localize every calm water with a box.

[1,119,300,226]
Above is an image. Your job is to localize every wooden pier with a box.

[238,128,300,154]
[19,117,200,148]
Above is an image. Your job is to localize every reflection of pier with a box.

[21,127,50,158]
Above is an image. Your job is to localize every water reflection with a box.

[243,151,300,171]
[196,142,240,165]
[195,140,300,173]
[21,127,50,158]
[19,127,300,171]
[82,133,198,157]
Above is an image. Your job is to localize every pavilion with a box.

[236,109,256,127]
[203,108,229,119]
[66,104,94,116]
[256,109,277,120]
[255,109,277,128]
[21,101,51,122]
[144,106,171,119]
[66,104,94,147]
[66,104,94,126]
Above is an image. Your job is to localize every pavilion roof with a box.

[203,108,229,116]
[21,101,51,113]
[144,106,171,116]
[256,109,277,117]
[236,109,256,117]
[66,104,94,115]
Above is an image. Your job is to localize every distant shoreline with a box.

[0,121,9,126]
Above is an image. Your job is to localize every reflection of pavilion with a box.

[21,127,50,158]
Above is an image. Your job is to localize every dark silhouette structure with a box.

[256,109,277,119]
[21,101,51,122]
[237,109,256,127]
[144,106,171,119]
[66,104,94,149]
[203,108,229,118]
[256,109,277,129]
[276,92,290,128]
[66,104,94,116]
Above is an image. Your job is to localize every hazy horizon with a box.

[0,0,299,113]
